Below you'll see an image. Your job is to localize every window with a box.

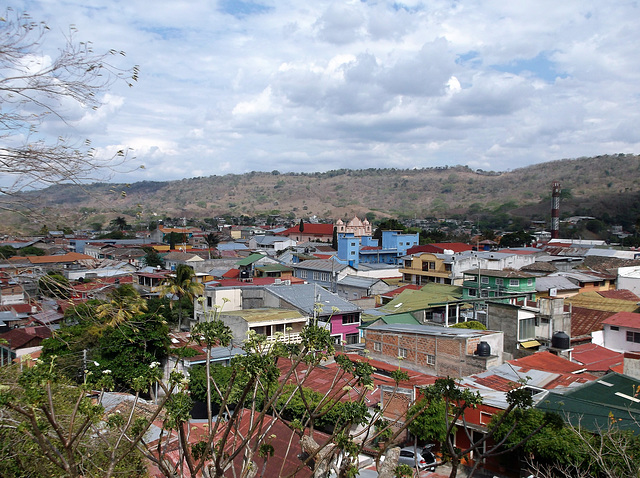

[468,288,477,297]
[207,296,212,308]
[342,314,359,325]
[626,331,640,343]
[344,333,359,345]
[399,348,408,359]
[427,354,435,365]
[481,277,489,284]
[480,411,492,425]
[519,317,536,341]
[429,261,436,270]
[527,279,533,286]
[350,251,355,255]
[481,290,489,298]
[313,271,320,280]
[299,270,307,279]
[374,342,381,352]
[496,278,503,286]
[610,326,619,331]
[509,279,520,287]
[320,272,330,282]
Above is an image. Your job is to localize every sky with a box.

[12,0,640,184]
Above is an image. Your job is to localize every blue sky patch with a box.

[492,52,568,83]
[219,0,271,18]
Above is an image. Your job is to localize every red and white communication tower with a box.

[551,181,561,239]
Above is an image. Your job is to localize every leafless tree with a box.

[0,8,139,212]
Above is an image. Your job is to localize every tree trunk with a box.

[377,447,401,478]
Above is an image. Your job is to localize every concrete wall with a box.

[618,266,640,297]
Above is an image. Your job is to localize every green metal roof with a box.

[255,264,293,272]
[236,253,266,266]
[360,312,421,329]
[377,283,463,314]
[535,373,640,433]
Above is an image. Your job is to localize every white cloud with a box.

[10,0,640,184]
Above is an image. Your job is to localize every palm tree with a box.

[204,232,220,259]
[96,284,148,327]
[109,216,128,232]
[160,264,204,331]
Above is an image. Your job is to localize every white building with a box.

[601,312,640,353]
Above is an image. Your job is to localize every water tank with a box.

[551,331,570,350]
[476,341,491,357]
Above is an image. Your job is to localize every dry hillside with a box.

[4,153,640,233]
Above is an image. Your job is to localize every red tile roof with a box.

[381,284,421,298]
[571,343,624,372]
[147,409,328,478]
[570,306,616,339]
[598,289,640,301]
[0,303,40,315]
[222,268,240,278]
[278,223,334,236]
[602,311,640,328]
[473,374,516,392]
[508,351,587,374]
[16,252,94,264]
[0,326,52,349]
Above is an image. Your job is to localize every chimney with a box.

[551,181,561,239]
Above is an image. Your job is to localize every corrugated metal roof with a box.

[361,312,421,328]
[534,275,579,292]
[570,306,615,338]
[220,308,306,323]
[337,275,380,288]
[292,258,349,272]
[602,311,640,328]
[536,373,640,432]
[376,283,463,314]
[366,323,485,338]
[566,292,640,313]
[235,253,265,266]
[265,283,360,315]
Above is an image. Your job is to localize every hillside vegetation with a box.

[5,154,640,233]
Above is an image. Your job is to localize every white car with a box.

[397,446,437,472]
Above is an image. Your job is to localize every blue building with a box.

[337,230,419,268]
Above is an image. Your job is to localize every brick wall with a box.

[365,328,500,377]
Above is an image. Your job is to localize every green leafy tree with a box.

[449,320,486,330]
[18,245,46,256]
[407,396,448,445]
[0,245,17,259]
[489,407,583,474]
[419,377,549,478]
[499,230,534,248]
[373,219,406,241]
[0,359,154,478]
[299,219,305,232]
[142,246,165,268]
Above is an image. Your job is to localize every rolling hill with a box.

[4,153,640,233]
